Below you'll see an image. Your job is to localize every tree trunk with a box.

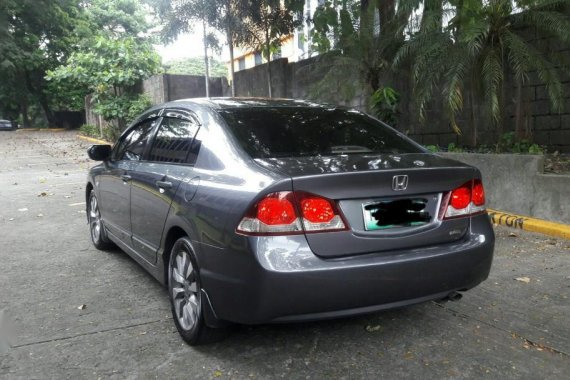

[227,26,236,97]
[37,95,56,127]
[470,87,478,147]
[377,0,395,36]
[514,79,523,140]
[203,19,210,98]
[265,27,272,98]
[23,71,55,127]
[20,99,30,128]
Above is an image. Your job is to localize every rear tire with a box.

[168,237,223,345]
[88,190,115,250]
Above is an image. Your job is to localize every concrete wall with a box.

[142,74,230,105]
[233,55,369,109]
[442,153,570,224]
[234,59,289,98]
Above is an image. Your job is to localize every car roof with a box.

[163,97,337,111]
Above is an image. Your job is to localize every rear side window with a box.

[219,107,423,159]
[148,117,200,164]
[113,119,157,161]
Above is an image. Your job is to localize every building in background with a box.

[229,0,324,72]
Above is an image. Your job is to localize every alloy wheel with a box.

[89,194,102,243]
[170,248,200,331]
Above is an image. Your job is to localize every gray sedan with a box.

[86,98,494,345]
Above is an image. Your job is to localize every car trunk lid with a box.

[256,153,476,257]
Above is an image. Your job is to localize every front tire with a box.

[168,237,220,345]
[88,190,114,250]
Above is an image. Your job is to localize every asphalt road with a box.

[0,130,569,379]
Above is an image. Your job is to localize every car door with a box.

[129,110,201,264]
[97,119,158,245]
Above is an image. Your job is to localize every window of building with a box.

[238,57,246,71]
[254,52,262,66]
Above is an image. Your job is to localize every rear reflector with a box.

[237,191,347,235]
[443,179,486,219]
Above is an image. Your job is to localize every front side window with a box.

[148,116,200,164]
[113,119,157,161]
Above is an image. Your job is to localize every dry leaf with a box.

[365,324,382,332]
[508,232,518,237]
[515,277,531,283]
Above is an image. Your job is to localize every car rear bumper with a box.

[200,214,494,325]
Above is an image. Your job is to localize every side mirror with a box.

[87,145,112,161]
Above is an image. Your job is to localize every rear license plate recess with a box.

[362,198,432,230]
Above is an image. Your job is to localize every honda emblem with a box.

[392,175,408,191]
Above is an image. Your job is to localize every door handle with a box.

[121,174,132,182]
[156,180,173,189]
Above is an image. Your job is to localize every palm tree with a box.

[394,0,570,146]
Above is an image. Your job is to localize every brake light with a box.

[450,184,471,210]
[236,191,347,235]
[442,179,486,219]
[257,197,296,225]
[472,179,485,206]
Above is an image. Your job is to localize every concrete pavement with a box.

[0,130,568,379]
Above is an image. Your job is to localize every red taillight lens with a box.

[236,191,347,235]
[443,179,486,219]
[450,184,471,209]
[301,197,335,223]
[257,197,296,225]
[472,179,485,206]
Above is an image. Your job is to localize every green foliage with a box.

[446,142,464,153]
[394,0,570,139]
[164,57,228,77]
[0,0,86,125]
[84,0,152,39]
[425,145,439,153]
[497,132,544,154]
[0,0,156,126]
[80,124,100,138]
[47,35,161,135]
[307,1,404,110]
[370,86,400,126]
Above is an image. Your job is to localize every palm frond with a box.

[512,10,570,44]
[504,30,563,112]
[481,47,504,125]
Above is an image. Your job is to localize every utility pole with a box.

[203,19,210,98]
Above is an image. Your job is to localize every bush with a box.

[79,124,99,138]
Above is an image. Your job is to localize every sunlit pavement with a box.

[0,130,569,379]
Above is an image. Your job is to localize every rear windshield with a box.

[219,107,423,159]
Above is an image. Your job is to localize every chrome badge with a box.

[392,175,409,191]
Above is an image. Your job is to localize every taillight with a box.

[236,191,347,235]
[442,179,486,219]
[297,192,347,232]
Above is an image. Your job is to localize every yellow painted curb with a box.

[487,209,570,240]
[77,134,111,145]
[17,128,66,132]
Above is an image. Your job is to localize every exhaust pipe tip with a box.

[447,291,463,301]
[437,291,463,303]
